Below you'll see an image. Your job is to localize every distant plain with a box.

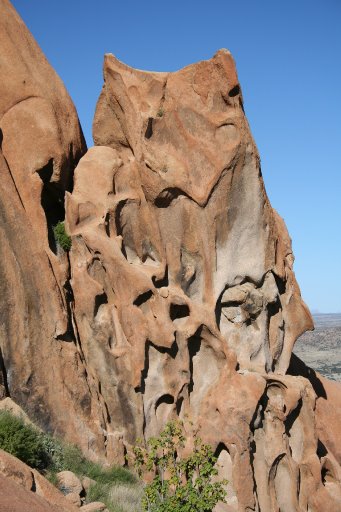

[294,313,341,382]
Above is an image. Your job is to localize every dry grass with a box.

[109,483,143,512]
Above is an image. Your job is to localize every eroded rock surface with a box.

[65,51,341,510]
[0,1,340,510]
[0,0,98,450]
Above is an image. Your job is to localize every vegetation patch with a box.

[0,411,140,511]
[132,419,227,512]
[53,220,72,251]
[0,410,48,470]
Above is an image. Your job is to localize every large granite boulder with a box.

[0,0,94,449]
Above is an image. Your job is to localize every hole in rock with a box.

[321,462,335,485]
[214,442,229,458]
[317,439,328,459]
[0,129,3,150]
[94,292,108,317]
[228,84,240,97]
[155,394,174,409]
[145,118,153,139]
[155,394,175,425]
[114,200,128,237]
[155,188,185,208]
[152,266,169,288]
[37,159,65,254]
[133,290,153,307]
[170,303,190,321]
[268,299,281,318]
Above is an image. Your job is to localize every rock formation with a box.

[0,449,78,512]
[0,0,95,449]
[0,1,340,510]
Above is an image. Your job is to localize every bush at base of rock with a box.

[0,410,139,511]
[0,411,48,470]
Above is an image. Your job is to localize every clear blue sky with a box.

[12,0,341,313]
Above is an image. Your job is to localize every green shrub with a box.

[132,419,227,512]
[53,221,71,251]
[0,410,138,512]
[0,411,49,470]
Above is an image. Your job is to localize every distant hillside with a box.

[294,313,341,381]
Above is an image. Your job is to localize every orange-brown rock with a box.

[0,0,102,453]
[65,51,341,510]
[0,475,60,512]
[0,450,78,512]
[0,1,340,510]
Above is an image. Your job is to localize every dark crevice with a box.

[133,290,153,307]
[268,453,286,483]
[152,266,169,288]
[58,283,76,341]
[0,128,3,150]
[272,272,286,295]
[120,239,128,259]
[321,462,334,485]
[284,398,302,435]
[215,290,224,328]
[317,439,328,459]
[145,118,153,139]
[155,394,174,410]
[176,396,184,415]
[56,262,76,342]
[214,442,229,459]
[94,292,108,317]
[0,347,10,397]
[170,303,190,321]
[104,211,111,237]
[267,299,281,318]
[221,300,242,308]
[30,474,37,492]
[102,395,111,424]
[135,340,178,394]
[145,162,155,173]
[250,393,268,431]
[249,437,259,502]
[114,200,127,237]
[37,159,65,254]
[155,187,188,208]
[188,329,202,394]
[229,84,240,97]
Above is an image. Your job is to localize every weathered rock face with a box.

[1,1,341,510]
[65,51,341,509]
[0,0,94,447]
